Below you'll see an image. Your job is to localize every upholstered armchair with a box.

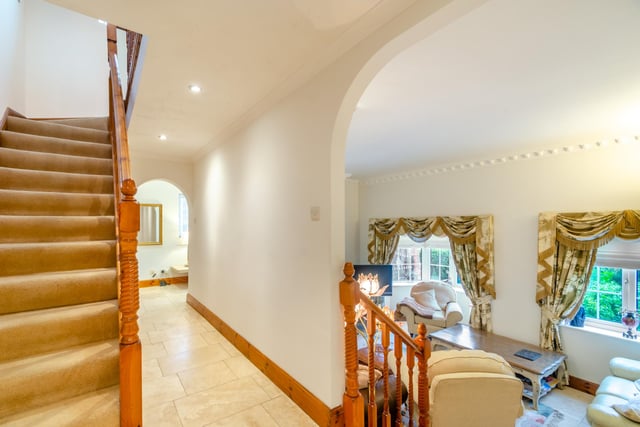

[395,281,463,334]
[428,350,524,427]
[587,357,640,426]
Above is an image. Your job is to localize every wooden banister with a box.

[107,22,142,427]
[340,262,430,427]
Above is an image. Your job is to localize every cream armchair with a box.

[395,281,463,334]
[428,350,524,427]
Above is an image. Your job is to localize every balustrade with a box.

[340,262,430,427]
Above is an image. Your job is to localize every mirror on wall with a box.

[139,203,163,245]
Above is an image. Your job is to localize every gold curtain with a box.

[368,215,496,331]
[537,210,640,352]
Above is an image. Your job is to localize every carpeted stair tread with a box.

[0,268,117,315]
[0,112,122,423]
[0,300,119,362]
[0,167,114,194]
[0,189,114,216]
[0,146,113,176]
[0,240,116,276]
[0,131,112,159]
[41,117,109,132]
[0,339,119,419]
[0,215,116,243]
[0,384,119,427]
[6,116,110,144]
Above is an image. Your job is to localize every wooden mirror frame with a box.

[139,203,163,245]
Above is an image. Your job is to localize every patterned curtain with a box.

[537,210,640,353]
[439,216,495,331]
[368,215,496,330]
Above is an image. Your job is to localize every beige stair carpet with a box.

[0,114,121,426]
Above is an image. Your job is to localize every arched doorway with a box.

[137,179,190,285]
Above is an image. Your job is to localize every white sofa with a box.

[587,357,640,427]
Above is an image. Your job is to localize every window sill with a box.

[560,323,640,344]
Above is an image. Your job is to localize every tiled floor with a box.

[139,284,593,426]
[529,386,592,426]
[139,284,317,427]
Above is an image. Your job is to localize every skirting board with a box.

[139,275,188,288]
[186,294,343,427]
[568,376,599,396]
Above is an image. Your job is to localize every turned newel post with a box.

[119,178,142,426]
[340,262,364,427]
[414,323,430,427]
[119,178,140,345]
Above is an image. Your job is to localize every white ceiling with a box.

[47,0,417,161]
[347,0,640,178]
[47,0,640,178]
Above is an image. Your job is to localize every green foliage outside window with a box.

[430,248,450,281]
[583,267,623,322]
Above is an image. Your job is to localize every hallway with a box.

[140,284,317,426]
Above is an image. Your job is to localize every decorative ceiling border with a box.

[361,135,639,185]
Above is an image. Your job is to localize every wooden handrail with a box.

[107,23,142,427]
[341,262,430,427]
[122,27,145,128]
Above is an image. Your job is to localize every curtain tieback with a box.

[472,295,492,306]
[541,307,561,326]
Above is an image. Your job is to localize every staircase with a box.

[0,114,121,426]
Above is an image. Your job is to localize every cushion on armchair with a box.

[413,288,442,311]
[613,398,640,423]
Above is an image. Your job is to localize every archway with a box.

[137,179,190,285]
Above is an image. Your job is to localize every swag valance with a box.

[537,210,640,301]
[368,215,495,331]
[536,209,640,354]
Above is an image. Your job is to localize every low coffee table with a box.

[429,324,566,410]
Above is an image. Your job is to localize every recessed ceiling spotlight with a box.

[158,134,167,141]
[188,84,202,94]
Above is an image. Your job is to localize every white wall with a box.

[131,154,193,201]
[189,0,484,408]
[357,143,640,383]
[0,0,25,114]
[136,180,189,281]
[24,0,107,117]
[345,178,360,263]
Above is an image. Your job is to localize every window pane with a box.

[598,267,622,293]
[584,266,623,323]
[430,250,439,265]
[583,292,597,319]
[392,247,422,281]
[442,266,450,281]
[598,293,622,322]
[430,265,439,280]
[441,250,450,265]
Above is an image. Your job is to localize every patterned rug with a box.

[516,403,564,427]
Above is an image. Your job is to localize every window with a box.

[177,193,189,243]
[391,235,458,284]
[430,248,450,281]
[393,247,422,282]
[582,238,640,331]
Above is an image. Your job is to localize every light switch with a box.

[310,206,320,221]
